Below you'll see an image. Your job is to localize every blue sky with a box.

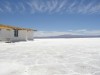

[0,0,100,36]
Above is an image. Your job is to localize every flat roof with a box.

[0,24,36,31]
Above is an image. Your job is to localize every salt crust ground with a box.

[0,38,100,75]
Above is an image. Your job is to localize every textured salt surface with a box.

[0,38,100,75]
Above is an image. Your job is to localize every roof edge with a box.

[0,24,36,31]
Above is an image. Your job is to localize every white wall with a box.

[12,30,27,41]
[0,29,13,41]
[27,31,34,40]
[0,29,34,42]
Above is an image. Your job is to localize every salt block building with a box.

[0,24,36,42]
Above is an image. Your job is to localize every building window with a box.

[14,29,18,37]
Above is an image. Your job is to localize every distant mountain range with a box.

[35,34,100,38]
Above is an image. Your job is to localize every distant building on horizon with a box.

[0,24,36,42]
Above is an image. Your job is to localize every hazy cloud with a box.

[34,31,72,37]
[0,8,3,12]
[0,0,100,14]
[3,1,12,13]
[18,2,26,13]
[34,30,100,37]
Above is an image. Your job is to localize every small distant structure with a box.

[0,24,36,42]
